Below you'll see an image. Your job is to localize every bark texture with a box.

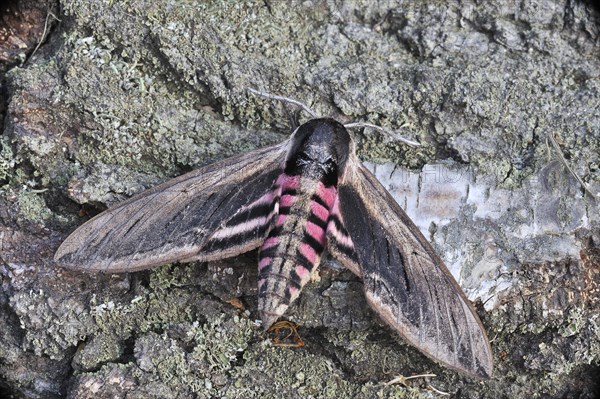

[1,1,599,398]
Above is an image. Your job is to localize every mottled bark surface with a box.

[1,1,599,398]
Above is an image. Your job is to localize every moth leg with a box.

[266,320,305,347]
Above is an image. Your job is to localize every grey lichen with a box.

[0,136,17,182]
[9,288,91,359]
[57,35,280,177]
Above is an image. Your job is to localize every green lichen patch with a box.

[89,292,149,341]
[15,189,53,223]
[72,332,125,372]
[559,307,586,338]
[69,315,259,398]
[186,315,256,374]
[226,343,434,399]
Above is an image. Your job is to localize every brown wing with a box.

[55,142,288,272]
[327,157,493,378]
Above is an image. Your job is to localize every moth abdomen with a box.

[257,152,341,327]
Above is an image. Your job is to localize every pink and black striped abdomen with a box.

[257,173,337,328]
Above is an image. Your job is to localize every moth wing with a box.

[55,142,288,272]
[327,158,493,379]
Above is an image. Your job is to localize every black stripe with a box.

[308,213,327,229]
[164,191,215,228]
[396,247,411,293]
[259,272,301,293]
[321,166,338,187]
[302,232,325,254]
[206,188,235,221]
[123,217,142,237]
[311,194,329,210]
[268,224,284,237]
[296,252,314,270]
[288,277,301,290]
[328,214,346,232]
[281,188,298,196]
[289,269,304,288]
[279,206,291,215]
[259,245,278,260]
[204,222,271,251]
[226,202,273,226]
[275,291,291,305]
[334,240,358,260]
[258,264,272,277]
[259,280,269,295]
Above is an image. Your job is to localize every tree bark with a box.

[1,1,599,398]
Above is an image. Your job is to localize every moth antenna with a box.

[248,88,319,119]
[344,122,421,147]
[248,88,421,148]
[548,133,598,198]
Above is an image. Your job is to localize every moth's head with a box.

[286,118,352,180]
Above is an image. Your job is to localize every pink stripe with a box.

[306,221,326,243]
[280,174,300,190]
[280,194,296,208]
[327,221,354,248]
[274,174,287,186]
[316,183,337,208]
[327,198,354,248]
[299,243,317,264]
[330,196,343,216]
[276,214,287,225]
[288,285,299,299]
[258,278,266,290]
[311,201,329,222]
[259,257,271,270]
[294,265,310,281]
[256,191,275,204]
[212,216,269,239]
[262,236,279,250]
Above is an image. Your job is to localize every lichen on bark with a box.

[1,0,599,398]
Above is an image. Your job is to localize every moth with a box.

[54,93,493,379]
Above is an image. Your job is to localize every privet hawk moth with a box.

[55,95,493,379]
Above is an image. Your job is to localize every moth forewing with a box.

[54,141,289,272]
[331,162,493,378]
